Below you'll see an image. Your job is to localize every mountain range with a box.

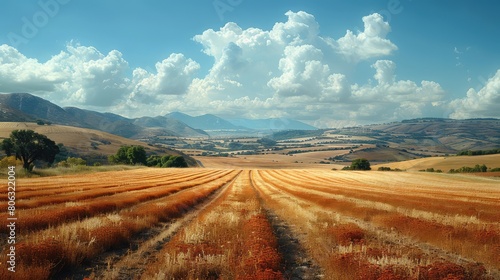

[0,93,316,138]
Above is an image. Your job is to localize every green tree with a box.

[165,156,188,168]
[349,158,371,170]
[146,154,188,168]
[1,130,60,170]
[146,155,162,167]
[108,147,126,164]
[126,146,147,165]
[109,145,147,165]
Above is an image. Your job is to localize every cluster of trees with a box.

[108,145,187,168]
[419,168,443,173]
[342,158,371,170]
[108,145,147,165]
[57,157,87,167]
[146,155,188,168]
[449,164,488,173]
[420,164,500,173]
[457,149,500,156]
[377,166,403,172]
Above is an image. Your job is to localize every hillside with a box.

[0,122,197,166]
[166,112,242,131]
[372,154,500,172]
[0,93,315,138]
[0,93,208,138]
[0,93,82,126]
[367,118,500,151]
[166,112,318,132]
[133,116,209,137]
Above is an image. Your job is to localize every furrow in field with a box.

[10,169,222,203]
[270,169,500,223]
[139,170,284,280]
[252,170,498,279]
[0,170,240,280]
[82,170,242,280]
[301,169,500,205]
[0,170,236,233]
[260,170,500,269]
[249,170,324,279]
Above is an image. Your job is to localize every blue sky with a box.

[1,0,499,127]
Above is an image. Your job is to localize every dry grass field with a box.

[1,168,499,279]
[372,154,500,172]
[194,154,347,170]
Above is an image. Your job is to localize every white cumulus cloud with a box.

[0,11,466,125]
[130,53,200,103]
[336,13,398,62]
[449,70,500,119]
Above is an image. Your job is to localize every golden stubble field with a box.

[372,154,500,172]
[1,168,499,279]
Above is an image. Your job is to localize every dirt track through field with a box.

[80,171,242,280]
[249,170,323,279]
[251,170,500,279]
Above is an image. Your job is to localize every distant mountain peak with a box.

[0,93,208,138]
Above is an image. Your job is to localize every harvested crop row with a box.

[274,169,500,222]
[251,170,494,279]
[260,170,500,269]
[265,170,499,229]
[0,170,240,280]
[13,169,220,202]
[141,170,283,280]
[0,170,236,232]
[92,170,243,279]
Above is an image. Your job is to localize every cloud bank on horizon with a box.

[0,10,498,128]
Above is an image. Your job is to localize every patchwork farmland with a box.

[1,168,499,279]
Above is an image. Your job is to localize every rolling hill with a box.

[372,154,500,172]
[166,112,242,131]
[0,93,315,138]
[0,122,197,166]
[368,118,500,151]
[0,93,208,138]
[133,116,209,137]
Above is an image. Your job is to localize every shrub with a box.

[344,158,371,170]
[448,164,488,173]
[0,155,22,168]
[378,166,392,171]
[146,155,188,168]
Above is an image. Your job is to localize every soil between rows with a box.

[61,172,241,280]
[264,209,324,279]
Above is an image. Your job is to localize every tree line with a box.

[457,148,500,156]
